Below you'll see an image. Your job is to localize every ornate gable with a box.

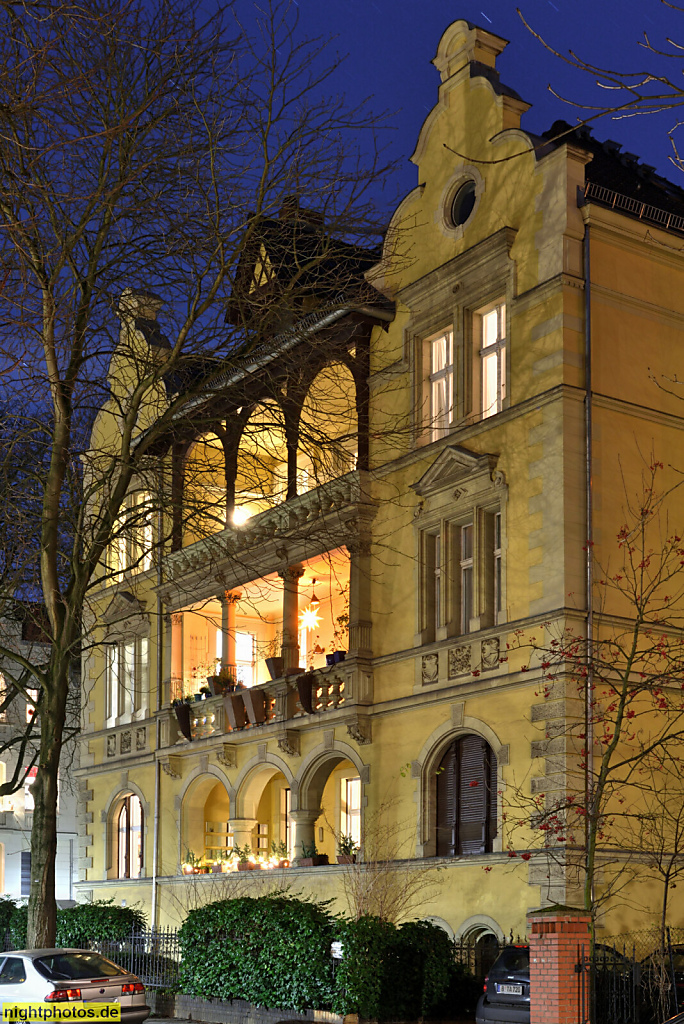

[412,445,498,498]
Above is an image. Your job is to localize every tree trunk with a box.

[28,659,68,948]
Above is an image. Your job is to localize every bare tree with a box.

[0,0,394,945]
[505,465,684,931]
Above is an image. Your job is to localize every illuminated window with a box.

[235,632,255,688]
[23,767,37,812]
[117,794,143,879]
[477,302,506,418]
[106,492,153,580]
[429,329,454,441]
[340,777,361,847]
[26,688,39,724]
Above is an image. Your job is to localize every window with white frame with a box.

[105,637,149,723]
[477,302,506,418]
[117,793,143,879]
[421,509,503,645]
[429,329,454,441]
[340,776,361,848]
[106,492,153,580]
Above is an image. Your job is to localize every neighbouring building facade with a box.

[0,608,78,902]
[76,20,684,941]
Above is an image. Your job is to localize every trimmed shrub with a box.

[56,902,146,946]
[333,916,474,1021]
[178,895,335,1011]
[1,899,145,951]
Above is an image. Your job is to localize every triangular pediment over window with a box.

[102,591,148,640]
[412,445,499,498]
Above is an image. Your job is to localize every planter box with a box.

[299,854,329,867]
[332,650,346,664]
[297,672,318,715]
[173,703,193,742]
[206,676,225,697]
[264,656,283,680]
[243,687,268,726]
[337,854,356,864]
[223,691,247,730]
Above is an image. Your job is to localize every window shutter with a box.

[458,735,487,854]
[435,735,498,857]
[436,741,457,856]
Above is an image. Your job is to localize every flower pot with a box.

[325,654,335,667]
[173,703,193,742]
[243,687,268,726]
[265,656,284,680]
[207,676,225,697]
[277,859,290,868]
[299,854,329,867]
[297,672,317,715]
[211,864,222,873]
[332,651,346,664]
[337,854,356,864]
[237,861,257,871]
[223,691,247,730]
[194,692,204,702]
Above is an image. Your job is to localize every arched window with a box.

[117,794,143,879]
[436,735,497,856]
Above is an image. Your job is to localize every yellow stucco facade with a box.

[77,20,684,943]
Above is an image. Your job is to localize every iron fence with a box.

[91,928,180,989]
[453,932,526,984]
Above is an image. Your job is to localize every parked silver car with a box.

[0,950,150,1023]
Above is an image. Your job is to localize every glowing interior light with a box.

[232,506,251,526]
[299,578,321,631]
[300,606,321,631]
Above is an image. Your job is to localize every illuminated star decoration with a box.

[299,579,321,631]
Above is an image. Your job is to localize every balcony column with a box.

[162,612,173,705]
[170,613,183,701]
[279,565,304,673]
[229,818,257,853]
[218,590,241,678]
[289,809,320,860]
[347,537,372,658]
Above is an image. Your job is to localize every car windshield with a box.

[492,947,530,974]
[34,954,128,981]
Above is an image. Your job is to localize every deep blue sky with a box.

[295,0,684,212]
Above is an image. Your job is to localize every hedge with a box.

[3,900,146,949]
[178,895,335,1011]
[179,895,476,1020]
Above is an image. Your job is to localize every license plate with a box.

[496,983,523,995]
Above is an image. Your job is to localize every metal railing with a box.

[582,180,684,234]
[92,928,181,989]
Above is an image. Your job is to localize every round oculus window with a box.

[450,179,477,227]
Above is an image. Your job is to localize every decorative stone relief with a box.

[160,756,181,779]
[481,637,500,670]
[216,744,237,768]
[106,736,116,758]
[136,727,146,751]
[120,731,131,754]
[276,731,300,757]
[448,646,470,677]
[347,717,371,745]
[421,653,439,685]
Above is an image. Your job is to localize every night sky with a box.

[294,0,684,215]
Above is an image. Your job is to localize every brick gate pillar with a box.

[527,904,591,1024]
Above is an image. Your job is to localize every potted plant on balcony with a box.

[243,686,269,725]
[298,840,329,867]
[235,844,258,870]
[224,688,247,730]
[207,666,238,696]
[172,697,193,742]
[182,848,202,874]
[326,595,349,665]
[264,633,284,680]
[337,834,358,864]
[270,840,290,868]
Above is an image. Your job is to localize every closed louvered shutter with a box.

[435,736,498,857]
[436,741,457,856]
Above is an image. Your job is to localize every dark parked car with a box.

[476,945,530,1024]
